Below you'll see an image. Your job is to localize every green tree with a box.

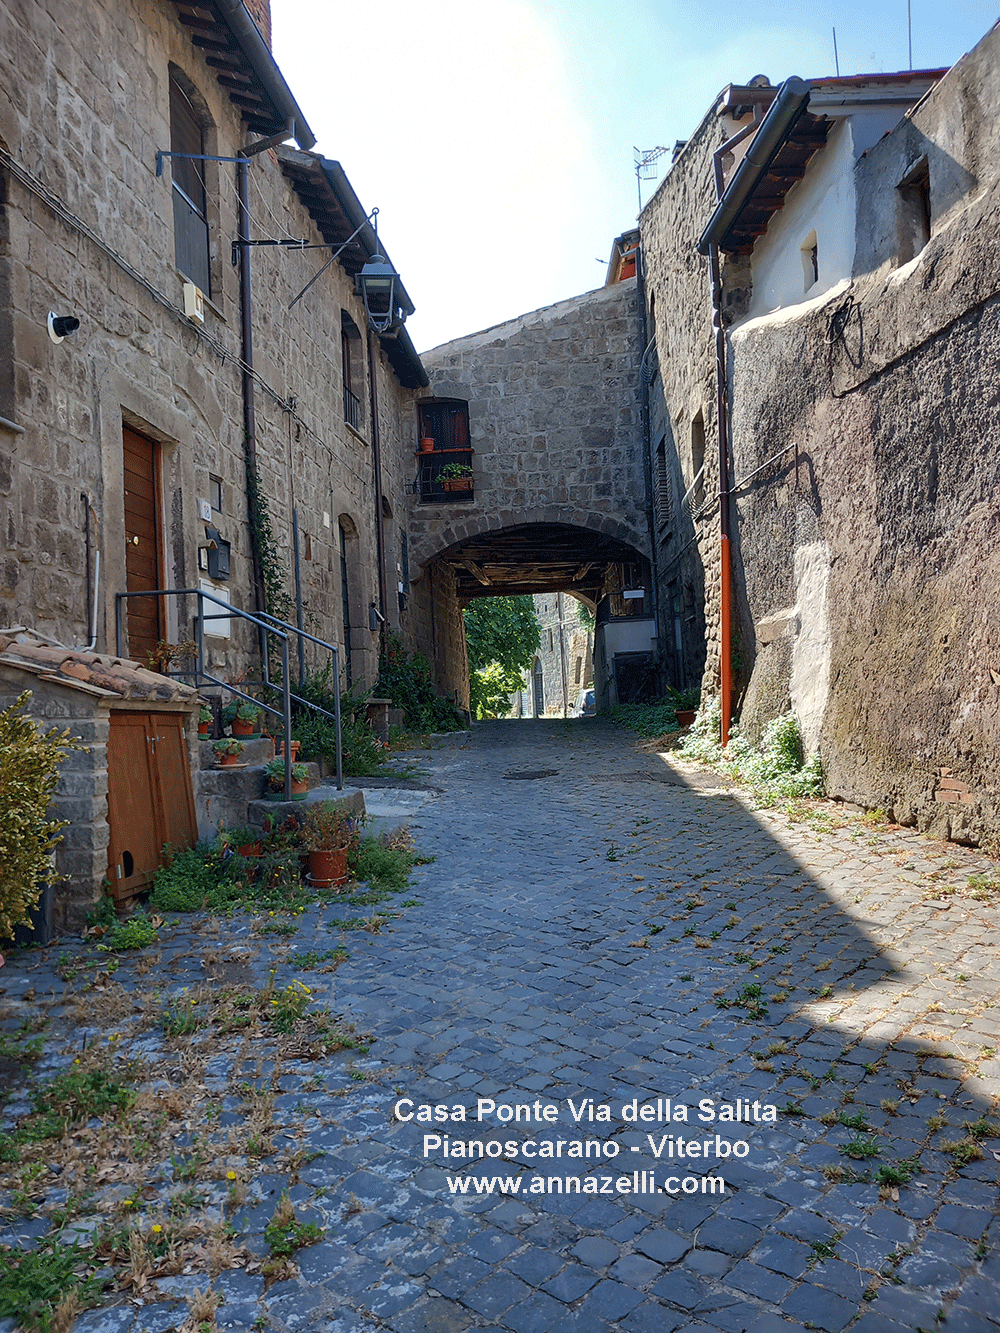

[463,597,540,719]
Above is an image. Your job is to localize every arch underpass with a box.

[407,277,657,708]
[438,522,645,605]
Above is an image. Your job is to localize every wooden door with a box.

[123,425,162,665]
[107,711,197,900]
[151,713,198,854]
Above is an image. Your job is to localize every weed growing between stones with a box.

[679,703,824,803]
[0,1242,108,1331]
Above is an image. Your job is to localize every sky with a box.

[271,1,998,353]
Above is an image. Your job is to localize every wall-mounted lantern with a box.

[355,253,405,336]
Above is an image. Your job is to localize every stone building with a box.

[0,0,466,920]
[414,280,653,710]
[640,24,1000,844]
[509,593,593,719]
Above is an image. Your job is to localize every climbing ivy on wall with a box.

[244,456,293,622]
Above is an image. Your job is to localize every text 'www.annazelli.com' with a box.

[446,1171,725,1196]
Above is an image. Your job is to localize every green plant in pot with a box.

[300,802,360,887]
[212,737,246,766]
[219,823,263,856]
[265,757,309,800]
[229,701,263,737]
[438,462,474,492]
[198,704,213,735]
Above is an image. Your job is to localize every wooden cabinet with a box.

[107,711,196,900]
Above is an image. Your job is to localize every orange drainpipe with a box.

[709,243,733,748]
[719,533,732,747]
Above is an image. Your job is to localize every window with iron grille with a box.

[416,399,474,503]
[341,312,364,431]
[169,72,211,296]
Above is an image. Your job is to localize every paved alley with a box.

[2,718,999,1333]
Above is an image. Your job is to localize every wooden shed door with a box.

[107,711,196,899]
[123,425,163,665]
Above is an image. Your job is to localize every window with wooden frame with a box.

[169,71,211,296]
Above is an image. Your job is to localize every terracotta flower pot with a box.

[442,477,473,493]
[232,719,259,737]
[308,847,349,888]
[418,437,435,453]
[198,722,210,736]
[675,709,696,728]
[275,740,301,761]
[218,753,241,767]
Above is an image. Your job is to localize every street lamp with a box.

[355,251,404,336]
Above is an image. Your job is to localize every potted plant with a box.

[438,462,474,493]
[418,435,435,453]
[670,686,701,729]
[197,704,213,736]
[212,737,246,767]
[219,823,263,857]
[299,801,360,887]
[274,737,302,762]
[226,701,263,737]
[264,757,309,801]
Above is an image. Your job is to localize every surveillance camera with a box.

[47,312,80,343]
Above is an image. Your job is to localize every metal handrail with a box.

[115,587,298,797]
[257,612,343,791]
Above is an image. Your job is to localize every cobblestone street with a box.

[3,718,1000,1333]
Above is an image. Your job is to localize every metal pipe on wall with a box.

[708,243,733,747]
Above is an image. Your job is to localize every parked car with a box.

[575,688,596,717]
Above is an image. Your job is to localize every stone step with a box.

[246,784,366,828]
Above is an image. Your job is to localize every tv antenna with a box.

[634,146,669,211]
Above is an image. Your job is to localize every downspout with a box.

[708,243,733,747]
[634,248,660,686]
[366,329,388,635]
[696,76,812,748]
[236,156,267,615]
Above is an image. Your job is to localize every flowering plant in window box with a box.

[438,462,474,493]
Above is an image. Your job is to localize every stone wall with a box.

[639,112,727,698]
[510,593,593,718]
[411,281,648,573]
[682,28,1000,845]
[0,0,427,694]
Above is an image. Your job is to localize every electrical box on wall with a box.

[183,282,205,325]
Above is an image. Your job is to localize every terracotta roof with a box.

[0,632,198,704]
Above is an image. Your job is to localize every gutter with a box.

[213,0,316,150]
[697,76,811,255]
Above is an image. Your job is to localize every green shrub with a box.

[607,699,679,737]
[0,692,84,940]
[97,909,159,952]
[349,836,414,892]
[378,632,465,732]
[677,699,824,802]
[286,666,388,776]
